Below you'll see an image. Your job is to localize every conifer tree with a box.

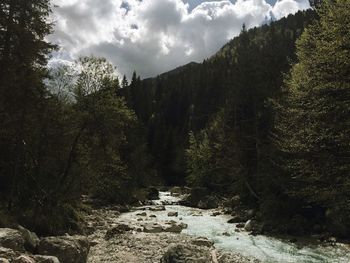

[274,0,350,236]
[0,0,55,209]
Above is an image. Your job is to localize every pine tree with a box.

[122,75,129,89]
[274,0,350,236]
[0,0,55,209]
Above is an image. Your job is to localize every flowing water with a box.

[120,192,350,263]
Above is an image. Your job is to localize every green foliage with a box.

[186,131,212,186]
[186,110,241,193]
[0,2,156,233]
[0,0,55,209]
[273,0,350,235]
[129,10,316,186]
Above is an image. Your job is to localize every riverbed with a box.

[118,192,350,263]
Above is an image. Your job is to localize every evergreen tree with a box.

[0,0,55,210]
[274,0,350,236]
[122,75,129,89]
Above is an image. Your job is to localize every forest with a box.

[0,0,349,253]
[124,0,350,237]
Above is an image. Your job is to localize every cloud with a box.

[49,0,310,78]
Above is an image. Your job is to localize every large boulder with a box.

[38,235,90,263]
[0,228,25,252]
[163,222,188,233]
[143,223,163,233]
[160,244,211,263]
[163,224,183,233]
[17,225,40,253]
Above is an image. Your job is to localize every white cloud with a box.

[49,0,310,78]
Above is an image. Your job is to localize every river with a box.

[119,192,350,263]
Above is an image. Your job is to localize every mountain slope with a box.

[125,9,317,185]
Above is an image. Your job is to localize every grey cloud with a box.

[49,0,310,79]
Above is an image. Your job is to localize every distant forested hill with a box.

[124,10,317,186]
[124,0,350,237]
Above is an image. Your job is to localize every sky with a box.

[49,0,310,79]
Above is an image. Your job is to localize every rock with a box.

[38,235,90,263]
[211,212,221,217]
[0,247,19,261]
[244,220,253,231]
[0,246,59,263]
[136,212,147,216]
[105,223,132,240]
[143,223,163,233]
[149,206,166,211]
[33,255,60,263]
[149,215,157,218]
[244,220,262,234]
[227,215,247,224]
[160,244,211,263]
[192,237,214,248]
[163,222,188,233]
[222,232,231,236]
[163,224,183,233]
[0,228,25,252]
[13,255,35,263]
[167,212,178,217]
[17,225,40,252]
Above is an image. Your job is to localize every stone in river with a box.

[167,212,178,217]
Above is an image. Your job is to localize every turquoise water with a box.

[121,192,350,263]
